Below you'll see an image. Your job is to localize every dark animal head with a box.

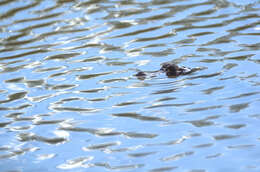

[160,63,179,76]
[135,71,146,77]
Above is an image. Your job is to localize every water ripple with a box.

[1,0,260,171]
[17,132,67,144]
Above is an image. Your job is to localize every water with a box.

[0,0,260,171]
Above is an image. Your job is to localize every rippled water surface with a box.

[1,0,260,171]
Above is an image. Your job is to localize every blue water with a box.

[0,0,260,171]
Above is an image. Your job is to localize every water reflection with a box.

[1,0,260,171]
